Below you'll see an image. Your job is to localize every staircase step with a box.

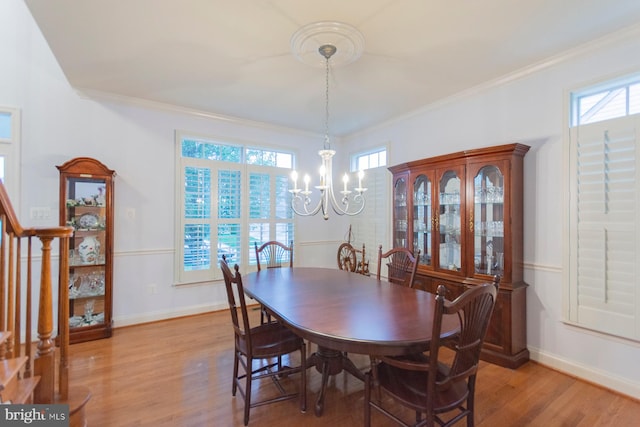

[12,376,40,404]
[0,356,29,403]
[56,385,91,427]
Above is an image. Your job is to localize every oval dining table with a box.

[241,267,459,416]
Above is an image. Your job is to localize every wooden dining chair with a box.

[220,256,306,426]
[255,240,293,270]
[254,240,293,323]
[364,277,499,427]
[376,245,421,287]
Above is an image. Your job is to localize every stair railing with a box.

[0,180,73,403]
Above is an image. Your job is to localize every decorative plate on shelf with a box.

[69,316,84,328]
[78,213,100,229]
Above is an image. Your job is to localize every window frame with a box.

[0,106,21,209]
[350,146,387,173]
[174,131,295,285]
[570,72,640,127]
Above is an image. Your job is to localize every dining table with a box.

[241,267,459,416]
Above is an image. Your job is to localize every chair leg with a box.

[364,371,372,427]
[232,351,239,396]
[369,356,383,401]
[467,376,476,427]
[244,356,252,426]
[300,342,307,413]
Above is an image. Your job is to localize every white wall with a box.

[343,25,640,399]
[1,0,346,327]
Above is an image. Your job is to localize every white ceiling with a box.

[24,0,640,136]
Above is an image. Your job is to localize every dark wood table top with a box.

[242,267,459,356]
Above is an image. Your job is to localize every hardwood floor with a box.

[67,308,640,426]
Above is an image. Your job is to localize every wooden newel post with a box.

[34,235,55,404]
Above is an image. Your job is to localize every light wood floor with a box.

[67,308,640,426]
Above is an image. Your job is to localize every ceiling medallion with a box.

[290,21,365,68]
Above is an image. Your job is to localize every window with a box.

[351,147,386,172]
[571,74,640,126]
[349,146,389,265]
[566,77,640,341]
[175,133,294,284]
[0,107,21,203]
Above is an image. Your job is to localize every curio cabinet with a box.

[58,157,115,343]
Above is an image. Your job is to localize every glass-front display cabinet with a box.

[58,157,115,343]
[436,167,465,276]
[412,173,433,267]
[471,163,506,279]
[388,143,530,368]
[392,174,408,249]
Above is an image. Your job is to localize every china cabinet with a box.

[58,157,115,343]
[389,143,530,368]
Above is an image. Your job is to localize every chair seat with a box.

[238,322,304,358]
[376,361,470,413]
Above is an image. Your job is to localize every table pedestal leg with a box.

[306,346,365,416]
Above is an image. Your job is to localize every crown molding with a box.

[73,87,320,139]
[347,22,640,140]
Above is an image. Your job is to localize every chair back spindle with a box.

[376,245,420,287]
[255,240,293,271]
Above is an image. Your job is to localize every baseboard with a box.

[112,302,230,328]
[529,346,640,401]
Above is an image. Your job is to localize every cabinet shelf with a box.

[58,157,116,344]
[389,143,530,368]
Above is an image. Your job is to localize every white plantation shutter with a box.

[351,166,389,267]
[247,166,293,265]
[180,164,214,283]
[568,115,640,340]
[217,167,242,277]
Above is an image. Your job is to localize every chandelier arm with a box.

[291,193,325,217]
[327,185,367,216]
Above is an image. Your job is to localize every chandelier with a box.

[289,43,367,220]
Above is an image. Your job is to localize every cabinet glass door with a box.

[393,176,408,248]
[65,178,108,330]
[413,174,432,266]
[473,165,505,276]
[438,170,462,272]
